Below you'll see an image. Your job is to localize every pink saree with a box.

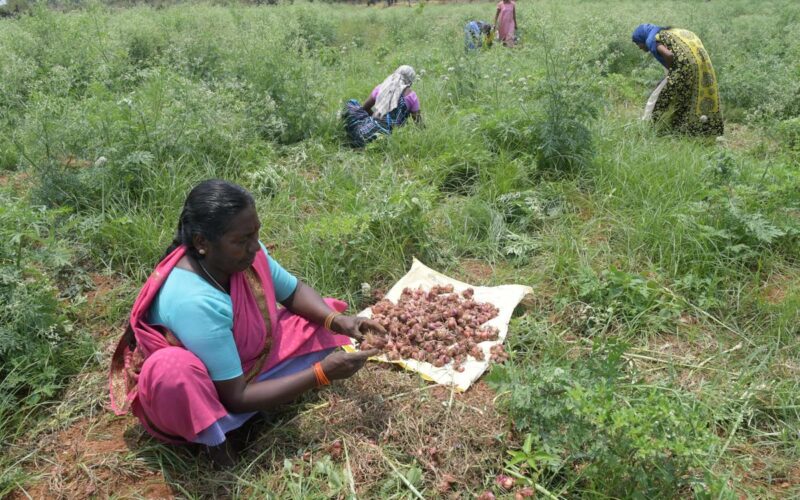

[109,245,351,443]
[496,0,516,46]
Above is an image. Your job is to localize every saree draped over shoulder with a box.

[651,29,724,136]
[108,246,351,443]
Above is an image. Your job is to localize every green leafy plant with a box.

[0,191,94,452]
[534,30,597,174]
[479,105,540,158]
[496,188,567,231]
[571,266,682,336]
[489,340,722,497]
[775,117,800,153]
[504,433,561,488]
[601,38,643,75]
[680,151,800,265]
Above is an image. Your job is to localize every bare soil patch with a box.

[10,415,174,500]
[11,363,507,498]
[458,259,495,283]
[733,443,800,497]
[722,123,779,155]
[0,171,32,192]
[761,272,798,305]
[85,273,123,309]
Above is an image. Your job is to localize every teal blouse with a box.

[148,244,298,381]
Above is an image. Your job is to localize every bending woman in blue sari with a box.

[342,65,421,148]
[465,21,493,51]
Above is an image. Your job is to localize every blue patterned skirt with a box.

[342,97,410,148]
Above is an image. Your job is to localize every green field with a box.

[1,0,799,497]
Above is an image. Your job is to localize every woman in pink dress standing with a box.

[494,0,517,47]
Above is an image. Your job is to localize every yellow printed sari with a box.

[652,29,724,136]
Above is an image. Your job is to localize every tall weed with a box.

[534,30,597,174]
[0,191,94,458]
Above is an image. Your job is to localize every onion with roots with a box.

[360,285,506,371]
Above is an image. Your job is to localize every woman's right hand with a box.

[217,348,379,414]
[320,349,379,381]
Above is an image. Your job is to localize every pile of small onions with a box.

[360,284,508,371]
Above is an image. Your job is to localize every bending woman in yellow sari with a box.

[632,24,724,136]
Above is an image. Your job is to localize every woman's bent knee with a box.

[139,347,211,396]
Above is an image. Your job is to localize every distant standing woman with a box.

[494,0,517,47]
[632,24,723,136]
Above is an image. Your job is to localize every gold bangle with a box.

[324,311,341,332]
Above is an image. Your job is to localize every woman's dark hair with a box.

[163,179,255,260]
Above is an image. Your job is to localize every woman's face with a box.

[636,42,648,52]
[201,205,262,275]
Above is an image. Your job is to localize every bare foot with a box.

[206,440,238,469]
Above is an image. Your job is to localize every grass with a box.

[1,0,799,497]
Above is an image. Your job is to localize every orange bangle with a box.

[314,363,330,386]
[313,363,323,385]
[324,311,341,332]
[319,364,330,385]
[313,362,330,386]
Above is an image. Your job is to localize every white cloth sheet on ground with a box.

[347,258,533,391]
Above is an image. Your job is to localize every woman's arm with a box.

[213,277,385,413]
[214,349,378,413]
[656,43,674,69]
[362,96,376,115]
[281,280,386,341]
[280,280,338,328]
[494,6,500,27]
[513,5,517,29]
[403,88,422,124]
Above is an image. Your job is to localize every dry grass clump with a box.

[241,363,508,496]
[10,352,507,499]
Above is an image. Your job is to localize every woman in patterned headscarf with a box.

[341,65,421,148]
[632,24,723,136]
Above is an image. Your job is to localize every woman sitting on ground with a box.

[342,65,421,148]
[632,24,723,136]
[109,179,383,465]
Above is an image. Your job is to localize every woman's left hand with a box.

[332,315,386,342]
